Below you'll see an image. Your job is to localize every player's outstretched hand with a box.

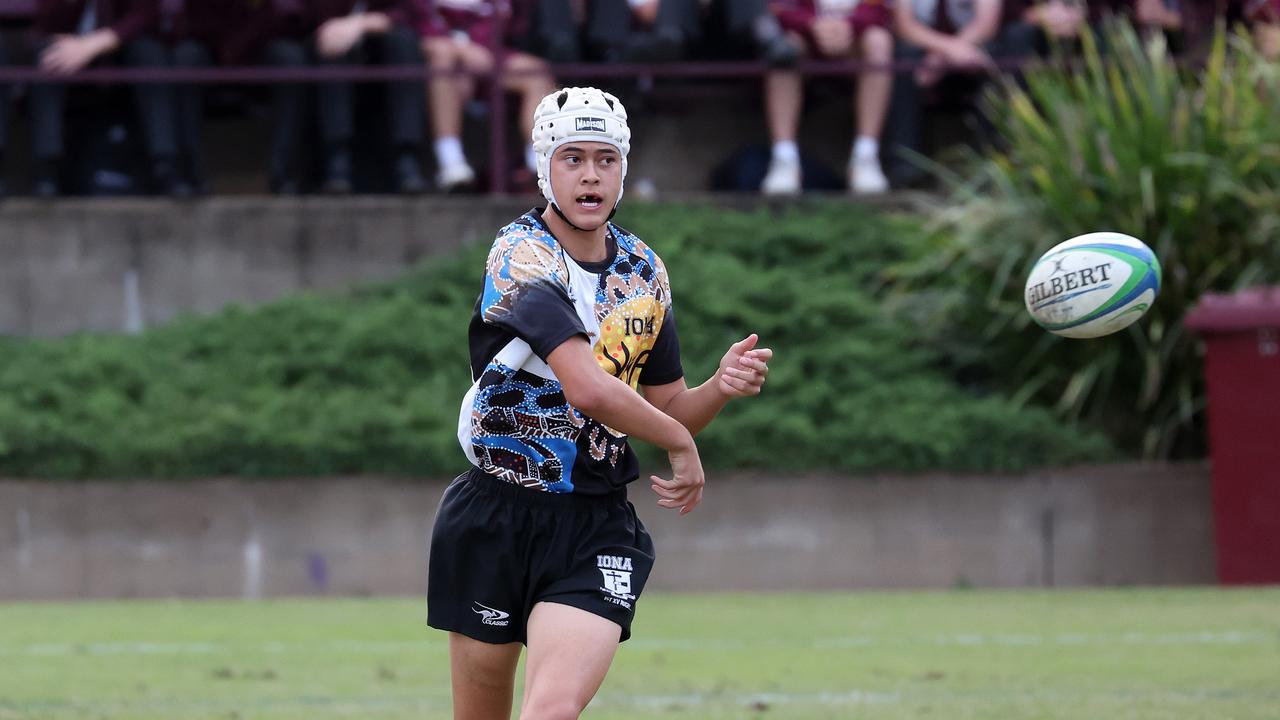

[717,334,772,398]
[651,439,704,516]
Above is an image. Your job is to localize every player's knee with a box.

[521,694,589,720]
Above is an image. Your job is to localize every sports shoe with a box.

[761,156,801,196]
[850,156,889,195]
[322,149,353,195]
[437,161,476,192]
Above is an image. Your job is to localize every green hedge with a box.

[0,202,1110,478]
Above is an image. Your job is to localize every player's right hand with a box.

[652,439,705,516]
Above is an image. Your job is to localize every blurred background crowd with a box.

[0,0,1266,199]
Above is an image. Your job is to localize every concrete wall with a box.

[0,464,1216,601]
[0,197,538,337]
[0,193,915,337]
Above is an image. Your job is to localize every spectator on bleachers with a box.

[761,0,895,196]
[1015,0,1185,48]
[160,0,211,196]
[164,0,312,195]
[33,0,178,196]
[526,0,698,63]
[0,39,10,198]
[885,0,1036,187]
[419,0,554,191]
[308,0,427,194]
[698,0,800,66]
[1016,0,1085,42]
[1246,0,1280,59]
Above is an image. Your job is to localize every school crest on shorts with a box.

[597,554,636,607]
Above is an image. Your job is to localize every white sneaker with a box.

[850,156,889,195]
[761,156,801,196]
[437,161,476,191]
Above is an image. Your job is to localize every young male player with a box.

[427,86,774,719]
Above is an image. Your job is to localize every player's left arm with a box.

[642,334,772,437]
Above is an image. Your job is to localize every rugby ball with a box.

[1024,232,1161,339]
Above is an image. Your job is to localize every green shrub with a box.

[0,203,1109,478]
[895,23,1280,458]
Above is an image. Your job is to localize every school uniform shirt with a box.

[457,209,684,496]
[770,0,893,35]
[164,0,302,64]
[422,0,527,47]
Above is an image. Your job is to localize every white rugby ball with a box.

[1024,232,1162,339]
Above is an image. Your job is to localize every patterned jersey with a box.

[456,209,683,496]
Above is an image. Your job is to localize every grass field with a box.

[1,588,1278,719]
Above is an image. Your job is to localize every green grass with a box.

[1,589,1278,719]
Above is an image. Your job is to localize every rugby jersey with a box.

[456,209,683,495]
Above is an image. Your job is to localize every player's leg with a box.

[851,24,893,194]
[519,602,622,720]
[761,34,806,195]
[449,632,522,720]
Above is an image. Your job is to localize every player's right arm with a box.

[547,337,706,515]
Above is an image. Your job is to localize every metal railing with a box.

[0,6,1139,193]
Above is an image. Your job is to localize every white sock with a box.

[854,136,879,162]
[525,144,537,173]
[434,137,466,168]
[772,140,800,164]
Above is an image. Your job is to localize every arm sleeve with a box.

[481,232,589,362]
[639,308,684,386]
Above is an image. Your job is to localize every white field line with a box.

[0,630,1272,657]
[8,687,1280,718]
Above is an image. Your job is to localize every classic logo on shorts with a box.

[576,117,607,133]
[472,602,510,627]
[597,555,636,608]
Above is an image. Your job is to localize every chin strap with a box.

[551,202,616,233]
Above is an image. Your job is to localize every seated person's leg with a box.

[371,25,427,194]
[313,31,361,194]
[260,38,309,194]
[171,39,215,194]
[760,31,808,196]
[121,35,182,195]
[703,0,797,65]
[0,42,8,197]
[884,41,929,188]
[628,0,688,61]
[530,0,582,62]
[422,37,474,191]
[501,51,556,184]
[584,0,632,62]
[30,36,67,196]
[850,12,893,194]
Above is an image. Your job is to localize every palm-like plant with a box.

[896,22,1280,458]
